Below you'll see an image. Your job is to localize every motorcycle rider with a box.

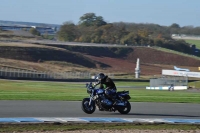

[94,73,117,106]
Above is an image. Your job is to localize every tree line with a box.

[57,13,200,55]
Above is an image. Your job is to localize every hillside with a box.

[0,42,200,78]
[0,20,60,28]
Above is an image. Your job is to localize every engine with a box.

[100,97,113,107]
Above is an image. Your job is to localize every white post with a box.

[135,58,140,79]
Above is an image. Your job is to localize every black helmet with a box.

[96,73,106,81]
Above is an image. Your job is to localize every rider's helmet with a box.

[96,73,106,82]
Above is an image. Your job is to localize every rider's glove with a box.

[93,83,97,87]
[93,81,100,87]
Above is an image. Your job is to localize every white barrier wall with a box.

[146,86,187,90]
[162,70,200,78]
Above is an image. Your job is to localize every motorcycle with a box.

[81,82,131,114]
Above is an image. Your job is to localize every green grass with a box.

[188,81,200,88]
[185,39,200,49]
[153,46,200,60]
[0,123,199,132]
[0,80,200,103]
[115,81,149,86]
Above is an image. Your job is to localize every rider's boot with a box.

[112,98,119,106]
[98,106,104,111]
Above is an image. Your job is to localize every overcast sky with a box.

[0,0,199,27]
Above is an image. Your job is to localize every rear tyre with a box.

[81,98,96,114]
[117,101,131,114]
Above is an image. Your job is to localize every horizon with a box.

[0,19,199,28]
[0,20,60,26]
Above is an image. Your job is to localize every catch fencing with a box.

[0,67,91,79]
[0,67,114,80]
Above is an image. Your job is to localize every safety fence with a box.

[0,67,91,79]
[0,67,115,80]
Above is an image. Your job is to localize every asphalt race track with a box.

[0,101,199,119]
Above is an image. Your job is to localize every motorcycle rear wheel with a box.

[117,101,131,114]
[81,98,96,114]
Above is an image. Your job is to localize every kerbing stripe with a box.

[0,117,200,124]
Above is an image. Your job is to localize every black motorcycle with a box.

[81,82,131,114]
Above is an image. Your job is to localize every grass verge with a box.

[0,123,199,132]
[185,39,200,49]
[0,80,199,103]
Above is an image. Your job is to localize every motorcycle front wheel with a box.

[117,101,131,114]
[81,98,96,114]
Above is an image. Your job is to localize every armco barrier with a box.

[0,117,200,124]
[0,76,149,82]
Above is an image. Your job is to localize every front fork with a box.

[89,97,92,106]
[89,90,94,106]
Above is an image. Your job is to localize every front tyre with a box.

[117,101,131,114]
[81,98,96,114]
